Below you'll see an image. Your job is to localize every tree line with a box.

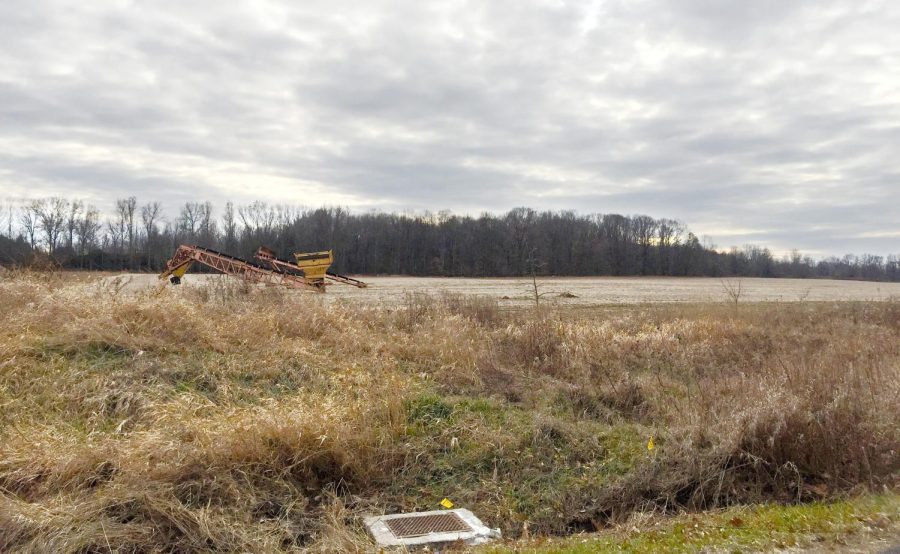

[0,197,897,281]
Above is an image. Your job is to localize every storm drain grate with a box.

[365,508,500,547]
[385,512,472,538]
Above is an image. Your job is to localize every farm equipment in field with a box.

[158,245,367,292]
[253,246,367,288]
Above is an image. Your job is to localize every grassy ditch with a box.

[0,271,897,551]
[485,493,900,553]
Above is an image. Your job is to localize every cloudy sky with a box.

[1,0,898,256]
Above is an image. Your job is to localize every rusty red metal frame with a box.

[162,245,324,292]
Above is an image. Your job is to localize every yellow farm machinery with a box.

[159,245,367,292]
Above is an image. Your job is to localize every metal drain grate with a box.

[385,512,472,538]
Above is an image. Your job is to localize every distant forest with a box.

[0,197,897,281]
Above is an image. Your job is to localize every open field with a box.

[105,273,900,306]
[1,270,898,552]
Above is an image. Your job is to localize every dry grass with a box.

[0,270,898,552]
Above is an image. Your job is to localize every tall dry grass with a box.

[0,270,897,551]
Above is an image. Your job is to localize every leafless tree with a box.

[177,201,216,246]
[179,201,202,237]
[633,215,657,275]
[141,201,161,239]
[197,201,214,243]
[32,197,69,255]
[721,278,743,309]
[222,201,237,251]
[238,201,276,235]
[75,206,101,262]
[141,201,162,268]
[65,200,83,249]
[1,198,897,282]
[114,197,137,267]
[526,247,550,308]
[19,200,41,249]
[106,220,123,253]
[276,204,297,228]
[600,213,631,275]
[0,202,12,238]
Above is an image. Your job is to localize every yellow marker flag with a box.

[440,498,454,509]
[647,437,655,451]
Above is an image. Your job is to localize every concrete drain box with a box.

[365,509,500,548]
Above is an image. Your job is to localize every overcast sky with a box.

[1,0,898,256]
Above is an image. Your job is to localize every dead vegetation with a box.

[0,270,898,552]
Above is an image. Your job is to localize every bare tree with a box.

[36,197,68,255]
[176,201,216,246]
[179,201,202,237]
[526,246,549,308]
[721,278,743,310]
[75,206,101,265]
[2,197,898,282]
[197,201,214,244]
[114,197,137,268]
[20,200,41,249]
[275,204,296,228]
[600,213,631,275]
[65,200,83,250]
[106,219,123,254]
[0,201,8,238]
[141,201,162,269]
[222,201,237,251]
[633,215,657,275]
[141,202,161,240]
[238,201,276,235]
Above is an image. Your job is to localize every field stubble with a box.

[0,270,898,552]
[101,272,900,306]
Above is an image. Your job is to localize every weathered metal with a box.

[254,246,368,288]
[365,508,500,548]
[159,245,368,292]
[158,245,324,292]
[384,512,471,538]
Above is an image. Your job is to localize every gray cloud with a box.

[0,0,898,256]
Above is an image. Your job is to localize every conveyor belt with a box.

[254,248,368,288]
[325,272,367,288]
[159,245,323,292]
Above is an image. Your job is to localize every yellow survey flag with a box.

[440,498,454,509]
[647,436,655,451]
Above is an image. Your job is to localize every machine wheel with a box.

[170,276,181,285]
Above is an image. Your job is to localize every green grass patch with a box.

[484,493,900,553]
[393,393,655,532]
